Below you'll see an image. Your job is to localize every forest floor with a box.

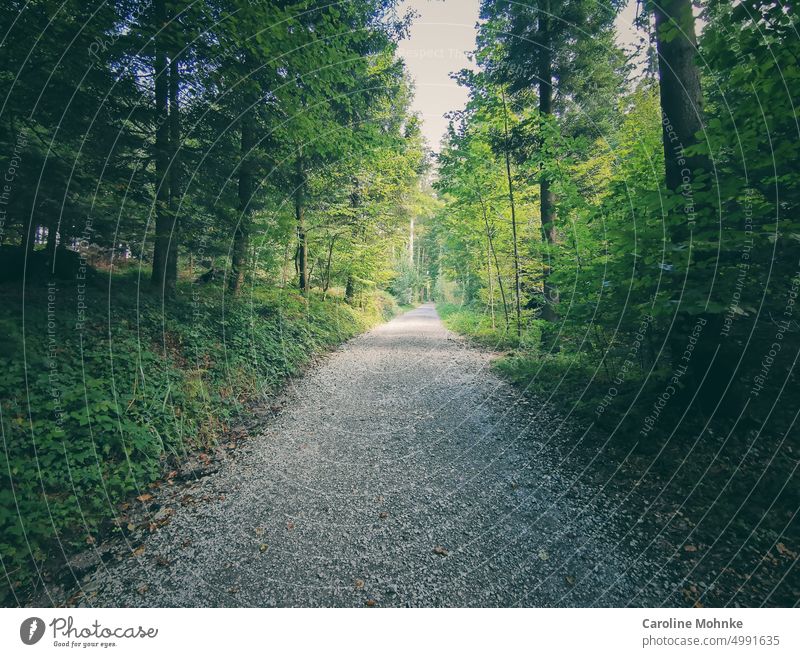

[57,303,696,607]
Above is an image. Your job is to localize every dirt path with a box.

[76,304,679,607]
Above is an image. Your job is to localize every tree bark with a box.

[538,4,558,323]
[501,89,522,337]
[651,0,705,199]
[150,0,172,294]
[166,51,180,292]
[230,113,254,294]
[323,233,337,296]
[295,155,308,294]
[651,0,726,412]
[345,180,361,304]
[478,192,509,330]
[409,215,414,267]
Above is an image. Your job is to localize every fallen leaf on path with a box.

[565,575,576,586]
[286,521,295,530]
[684,545,698,552]
[433,546,449,556]
[777,542,797,558]
[259,544,269,553]
[255,527,264,536]
[136,494,153,503]
[538,550,549,561]
[365,599,376,607]
[136,584,148,595]
[354,579,364,589]
[132,546,145,557]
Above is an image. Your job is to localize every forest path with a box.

[79,304,676,607]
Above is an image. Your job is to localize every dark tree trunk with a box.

[501,90,522,337]
[651,0,724,413]
[344,275,354,303]
[323,234,337,296]
[150,0,172,294]
[344,180,361,304]
[538,6,558,323]
[652,0,705,200]
[295,156,308,294]
[166,52,180,292]
[230,113,254,295]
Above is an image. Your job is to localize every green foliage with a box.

[0,276,395,601]
[432,1,799,452]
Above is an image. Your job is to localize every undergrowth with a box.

[0,274,399,602]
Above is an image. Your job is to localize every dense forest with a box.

[1,0,798,606]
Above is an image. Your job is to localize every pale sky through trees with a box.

[397,0,647,151]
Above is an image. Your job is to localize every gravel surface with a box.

[74,304,681,607]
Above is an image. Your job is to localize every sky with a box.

[396,0,482,151]
[396,0,648,151]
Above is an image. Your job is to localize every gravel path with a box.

[77,304,679,607]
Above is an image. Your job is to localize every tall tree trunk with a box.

[501,89,522,336]
[230,113,254,294]
[344,275,354,303]
[651,0,705,200]
[409,215,414,267]
[478,192,509,330]
[295,155,308,294]
[166,52,180,292]
[487,235,495,329]
[345,180,361,304]
[538,5,558,323]
[323,234,337,296]
[651,0,723,411]
[150,0,172,294]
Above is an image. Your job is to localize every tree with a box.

[477,0,625,324]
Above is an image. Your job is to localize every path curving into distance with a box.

[75,304,679,607]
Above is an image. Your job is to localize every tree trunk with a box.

[651,0,725,412]
[323,234,337,296]
[538,6,558,323]
[501,89,522,337]
[409,215,414,267]
[651,0,705,199]
[487,236,495,330]
[166,51,180,292]
[295,156,308,294]
[345,180,361,304]
[150,0,172,294]
[344,275,354,303]
[230,113,254,294]
[478,192,509,330]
